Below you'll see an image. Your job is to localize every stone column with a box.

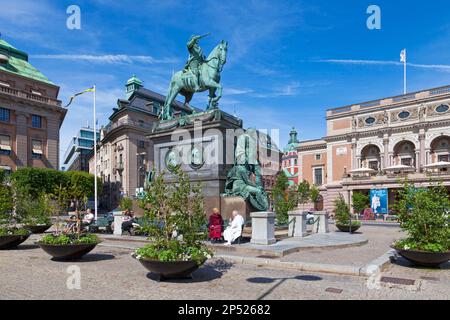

[15,113,28,167]
[383,137,389,169]
[250,211,276,245]
[113,212,124,235]
[419,132,425,171]
[287,210,307,238]
[415,151,420,173]
[351,141,357,169]
[312,211,329,234]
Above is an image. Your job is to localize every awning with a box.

[32,149,43,154]
[0,165,11,170]
[349,167,376,174]
[0,145,11,151]
[423,161,450,169]
[384,165,415,172]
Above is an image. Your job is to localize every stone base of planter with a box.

[37,242,99,260]
[133,254,200,281]
[392,246,450,267]
[0,234,30,249]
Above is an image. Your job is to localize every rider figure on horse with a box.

[183,33,209,91]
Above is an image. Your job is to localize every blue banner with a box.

[370,189,388,214]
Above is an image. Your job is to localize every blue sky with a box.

[1,0,450,166]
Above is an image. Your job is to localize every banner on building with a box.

[370,189,388,214]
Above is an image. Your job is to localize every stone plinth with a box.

[220,196,251,220]
[250,211,276,245]
[312,211,329,234]
[287,210,308,238]
[113,212,124,235]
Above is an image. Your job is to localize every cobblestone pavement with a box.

[0,234,448,300]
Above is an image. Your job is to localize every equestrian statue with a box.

[160,33,228,120]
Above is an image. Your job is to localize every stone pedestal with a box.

[250,211,276,245]
[220,196,251,220]
[287,210,308,238]
[312,211,329,234]
[113,212,124,235]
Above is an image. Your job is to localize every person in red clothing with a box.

[208,208,223,243]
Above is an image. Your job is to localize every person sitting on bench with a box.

[121,210,135,234]
[208,208,224,243]
[223,210,244,246]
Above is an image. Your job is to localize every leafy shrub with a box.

[119,197,133,212]
[40,233,99,245]
[0,227,30,236]
[334,194,351,225]
[352,192,369,214]
[272,172,296,224]
[134,167,212,265]
[16,194,52,226]
[393,181,450,252]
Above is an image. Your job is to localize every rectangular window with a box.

[315,154,322,160]
[138,140,145,149]
[438,154,449,162]
[314,167,323,186]
[0,134,11,155]
[31,139,43,159]
[0,108,10,122]
[80,130,94,139]
[401,158,412,166]
[153,101,160,115]
[31,115,42,128]
[368,161,378,171]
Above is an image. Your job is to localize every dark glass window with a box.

[314,168,323,186]
[0,108,10,122]
[436,104,449,113]
[80,130,94,139]
[32,115,42,128]
[365,117,376,125]
[398,111,410,119]
[138,140,145,149]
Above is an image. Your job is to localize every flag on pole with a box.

[64,87,95,108]
[400,49,406,63]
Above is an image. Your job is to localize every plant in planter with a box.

[272,171,296,225]
[391,181,450,267]
[334,194,361,232]
[0,170,31,249]
[133,166,212,281]
[351,192,369,216]
[16,193,53,234]
[37,171,101,260]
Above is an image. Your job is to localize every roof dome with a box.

[283,127,300,152]
[127,74,143,86]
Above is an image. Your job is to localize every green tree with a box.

[393,181,450,252]
[297,180,311,210]
[310,184,320,208]
[334,194,351,225]
[119,197,133,212]
[352,192,370,214]
[135,166,211,265]
[271,172,296,224]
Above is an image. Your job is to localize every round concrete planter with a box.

[0,234,31,249]
[37,242,99,260]
[132,253,201,281]
[391,246,450,267]
[25,224,52,234]
[336,223,361,233]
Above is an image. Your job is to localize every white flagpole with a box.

[403,49,407,94]
[93,85,98,221]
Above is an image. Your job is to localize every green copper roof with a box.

[283,126,300,152]
[0,39,54,85]
[127,74,143,86]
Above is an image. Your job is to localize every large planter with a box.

[25,224,52,234]
[0,234,31,249]
[336,223,361,233]
[37,242,99,260]
[391,246,450,267]
[132,253,201,281]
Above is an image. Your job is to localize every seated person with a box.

[121,210,135,234]
[223,210,244,246]
[208,208,224,243]
[81,209,95,227]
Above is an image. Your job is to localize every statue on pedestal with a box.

[160,34,228,120]
[224,129,269,211]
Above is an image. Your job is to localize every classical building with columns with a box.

[297,85,450,213]
[0,38,66,172]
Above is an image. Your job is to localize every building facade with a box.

[297,85,450,214]
[281,127,300,186]
[62,126,99,172]
[89,75,196,209]
[0,38,66,173]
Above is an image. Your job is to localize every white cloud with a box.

[32,54,178,65]
[317,59,450,71]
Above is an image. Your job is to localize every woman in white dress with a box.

[223,210,244,245]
